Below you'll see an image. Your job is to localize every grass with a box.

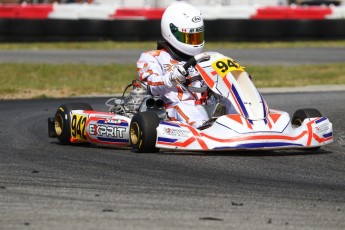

[0,41,344,99]
[248,63,345,87]
[0,63,135,99]
[0,62,344,99]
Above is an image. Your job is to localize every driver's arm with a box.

[137,52,183,96]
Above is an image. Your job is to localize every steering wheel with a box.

[178,53,211,94]
[182,52,211,72]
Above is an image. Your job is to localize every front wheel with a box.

[130,112,160,153]
[54,103,93,145]
[292,108,322,127]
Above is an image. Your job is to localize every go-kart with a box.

[48,52,333,153]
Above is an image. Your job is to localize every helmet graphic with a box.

[161,2,204,56]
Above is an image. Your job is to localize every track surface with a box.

[1,92,345,229]
[1,47,345,65]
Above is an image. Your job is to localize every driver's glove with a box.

[164,66,188,88]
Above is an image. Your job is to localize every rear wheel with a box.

[130,112,160,153]
[54,103,93,145]
[292,108,322,150]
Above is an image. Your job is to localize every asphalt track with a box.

[1,47,345,65]
[1,48,345,229]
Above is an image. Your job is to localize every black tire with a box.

[292,108,322,127]
[54,103,93,145]
[292,108,322,151]
[130,112,160,153]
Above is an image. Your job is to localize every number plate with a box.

[71,114,88,141]
[212,58,245,78]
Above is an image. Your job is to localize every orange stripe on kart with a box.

[306,120,314,146]
[267,118,273,129]
[312,133,333,143]
[222,75,232,91]
[196,65,214,88]
[245,119,253,130]
[70,137,88,143]
[270,113,281,124]
[227,113,253,130]
[180,124,208,150]
[227,114,243,125]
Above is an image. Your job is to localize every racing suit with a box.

[136,42,232,128]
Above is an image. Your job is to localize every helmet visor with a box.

[170,23,204,45]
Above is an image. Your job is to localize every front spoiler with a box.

[155,116,333,151]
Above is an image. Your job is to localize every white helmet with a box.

[161,2,204,56]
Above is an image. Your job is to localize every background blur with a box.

[0,0,344,42]
[0,0,344,7]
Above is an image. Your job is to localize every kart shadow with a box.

[51,141,132,151]
[159,148,332,157]
[50,141,332,157]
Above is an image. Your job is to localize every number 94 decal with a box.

[211,58,245,78]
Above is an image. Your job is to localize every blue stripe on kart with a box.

[97,137,129,143]
[160,121,181,127]
[260,94,267,118]
[157,137,178,143]
[214,142,303,150]
[315,117,327,124]
[232,85,249,118]
[323,132,332,138]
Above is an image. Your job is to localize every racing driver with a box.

[136,2,233,129]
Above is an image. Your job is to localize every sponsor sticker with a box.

[89,124,126,138]
[106,116,124,125]
[164,127,190,137]
[315,123,329,133]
